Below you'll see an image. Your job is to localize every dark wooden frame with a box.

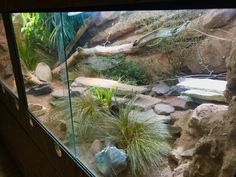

[0,1,236,177]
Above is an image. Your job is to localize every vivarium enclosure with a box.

[1,9,236,177]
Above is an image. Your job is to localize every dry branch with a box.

[52,21,189,76]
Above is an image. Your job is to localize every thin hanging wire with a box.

[58,12,77,157]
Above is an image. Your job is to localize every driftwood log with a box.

[52,21,189,76]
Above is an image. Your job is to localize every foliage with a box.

[91,87,116,109]
[18,12,94,68]
[102,54,151,85]
[74,95,106,142]
[49,95,104,142]
[21,13,51,47]
[103,101,171,177]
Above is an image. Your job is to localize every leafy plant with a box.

[103,101,171,177]
[17,12,94,69]
[102,55,151,85]
[91,87,116,109]
[21,13,51,47]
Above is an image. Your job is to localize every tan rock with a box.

[35,62,52,82]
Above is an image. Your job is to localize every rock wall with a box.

[84,9,236,77]
[174,29,236,177]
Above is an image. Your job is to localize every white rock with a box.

[177,78,226,94]
[35,62,52,82]
[182,89,226,102]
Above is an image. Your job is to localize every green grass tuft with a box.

[103,102,171,176]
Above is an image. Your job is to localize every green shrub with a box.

[102,55,151,85]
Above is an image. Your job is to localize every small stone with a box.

[133,94,162,111]
[89,139,105,156]
[51,89,68,98]
[154,103,175,115]
[95,146,128,177]
[152,81,171,95]
[35,62,52,82]
[27,83,53,96]
[162,97,188,110]
[70,87,87,96]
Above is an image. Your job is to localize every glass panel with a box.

[0,14,18,95]
[63,10,230,177]
[11,13,77,155]
[12,9,231,177]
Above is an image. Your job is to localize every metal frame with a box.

[0,1,236,176]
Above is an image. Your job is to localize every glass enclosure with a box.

[0,14,18,95]
[10,10,231,177]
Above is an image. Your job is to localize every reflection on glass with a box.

[12,9,231,177]
[0,14,18,95]
[12,13,77,155]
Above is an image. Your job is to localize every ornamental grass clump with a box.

[103,102,171,177]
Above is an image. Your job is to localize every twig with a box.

[188,28,233,42]
[197,47,214,74]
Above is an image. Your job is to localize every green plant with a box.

[103,101,171,177]
[102,55,151,85]
[49,95,105,142]
[91,87,116,109]
[18,12,94,69]
[21,13,51,47]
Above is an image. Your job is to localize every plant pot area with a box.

[1,10,236,177]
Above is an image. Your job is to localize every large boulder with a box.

[188,103,228,137]
[225,40,236,102]
[184,37,231,74]
[199,9,236,29]
[182,37,236,177]
[183,9,236,74]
